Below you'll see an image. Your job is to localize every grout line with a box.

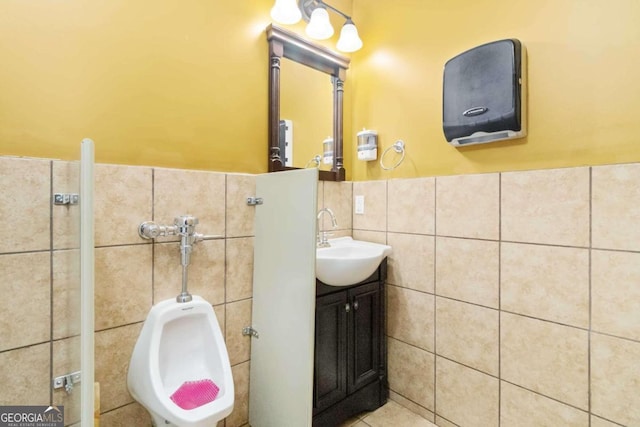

[0,248,52,256]
[94,241,154,249]
[501,379,590,415]
[433,233,501,243]
[435,352,500,381]
[387,336,436,356]
[432,177,438,418]
[351,229,640,255]
[589,329,640,344]
[498,171,502,427]
[496,238,588,250]
[499,309,590,332]
[385,389,434,421]
[386,282,498,310]
[94,320,144,334]
[587,246,640,255]
[223,174,229,340]
[436,414,461,427]
[218,295,252,305]
[589,414,628,427]
[385,180,389,235]
[151,168,156,306]
[0,340,55,355]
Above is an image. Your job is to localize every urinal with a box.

[127,296,234,427]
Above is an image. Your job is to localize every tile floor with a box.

[339,400,436,427]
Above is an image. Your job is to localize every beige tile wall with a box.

[354,163,640,427]
[3,156,640,427]
[0,156,255,427]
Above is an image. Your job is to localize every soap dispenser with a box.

[322,136,334,165]
[357,128,378,161]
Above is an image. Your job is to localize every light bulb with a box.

[270,0,302,25]
[336,20,363,52]
[305,6,334,40]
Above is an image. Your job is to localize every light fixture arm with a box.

[300,0,352,22]
[316,0,351,21]
[278,0,363,52]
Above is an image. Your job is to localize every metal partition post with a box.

[80,138,95,426]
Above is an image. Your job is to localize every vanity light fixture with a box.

[270,0,302,25]
[306,5,334,39]
[336,18,362,52]
[270,0,363,53]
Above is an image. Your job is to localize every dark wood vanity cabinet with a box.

[312,261,388,426]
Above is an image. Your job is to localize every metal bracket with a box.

[299,0,317,22]
[53,371,81,394]
[53,193,79,205]
[242,326,259,338]
[246,197,263,206]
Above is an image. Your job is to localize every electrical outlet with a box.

[354,195,365,214]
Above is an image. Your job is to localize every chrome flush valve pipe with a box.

[174,215,199,303]
[138,215,221,303]
[174,215,198,268]
[138,221,179,239]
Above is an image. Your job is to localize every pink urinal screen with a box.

[170,379,220,410]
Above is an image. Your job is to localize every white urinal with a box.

[127,296,234,427]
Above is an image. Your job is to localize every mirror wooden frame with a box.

[267,24,350,181]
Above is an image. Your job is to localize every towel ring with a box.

[304,155,321,168]
[380,140,406,170]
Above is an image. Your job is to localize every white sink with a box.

[316,237,393,287]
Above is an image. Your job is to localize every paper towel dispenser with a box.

[443,39,527,147]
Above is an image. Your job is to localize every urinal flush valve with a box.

[138,215,222,303]
[174,215,199,268]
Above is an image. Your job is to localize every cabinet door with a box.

[348,282,381,393]
[314,290,348,413]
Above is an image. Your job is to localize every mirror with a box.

[280,60,333,171]
[267,24,350,181]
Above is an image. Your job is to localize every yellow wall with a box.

[351,0,640,179]
[0,1,278,172]
[5,0,635,179]
[0,0,356,175]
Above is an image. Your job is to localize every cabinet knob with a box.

[353,300,359,311]
[345,303,351,313]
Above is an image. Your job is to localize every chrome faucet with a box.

[317,208,338,248]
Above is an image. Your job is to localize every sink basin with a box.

[316,237,392,286]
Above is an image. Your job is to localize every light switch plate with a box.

[354,195,365,215]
